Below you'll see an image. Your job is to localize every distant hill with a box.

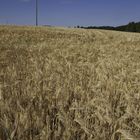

[78,22,140,33]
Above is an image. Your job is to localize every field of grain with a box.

[0,25,140,140]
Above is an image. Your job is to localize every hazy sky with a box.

[0,0,140,26]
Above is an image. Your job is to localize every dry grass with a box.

[0,25,140,140]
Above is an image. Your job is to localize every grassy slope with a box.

[0,25,140,140]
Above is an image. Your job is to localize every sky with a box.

[0,0,140,27]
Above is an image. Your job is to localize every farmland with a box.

[0,25,140,140]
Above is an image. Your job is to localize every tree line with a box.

[77,22,140,33]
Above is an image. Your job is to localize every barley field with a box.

[0,25,140,140]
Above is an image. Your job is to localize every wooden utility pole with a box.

[36,0,38,26]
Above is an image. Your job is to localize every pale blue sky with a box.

[0,0,140,26]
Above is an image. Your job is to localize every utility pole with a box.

[36,0,38,26]
[6,20,9,25]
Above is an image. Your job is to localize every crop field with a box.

[0,25,140,140]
